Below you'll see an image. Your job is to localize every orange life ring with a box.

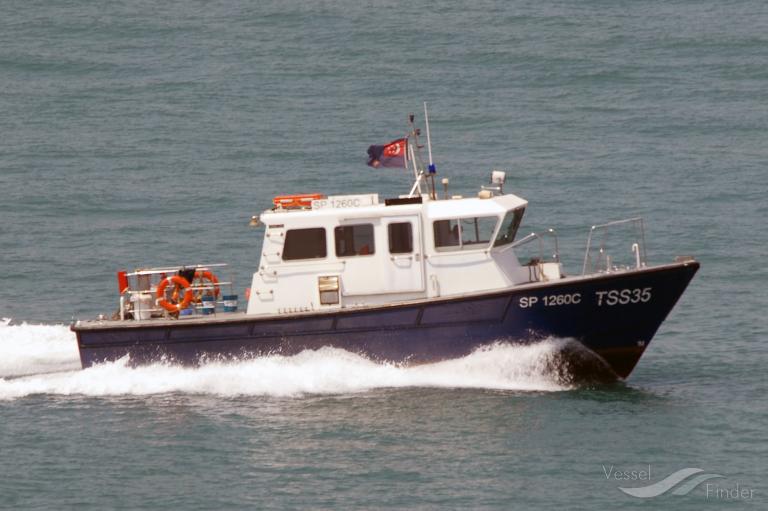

[272,193,324,209]
[194,270,220,298]
[156,275,193,313]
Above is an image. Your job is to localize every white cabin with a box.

[247,190,558,315]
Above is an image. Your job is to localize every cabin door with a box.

[383,215,425,293]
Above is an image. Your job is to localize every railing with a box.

[125,263,228,278]
[118,263,235,320]
[582,217,646,275]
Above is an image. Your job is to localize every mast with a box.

[407,113,425,197]
[404,108,439,199]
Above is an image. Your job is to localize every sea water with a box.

[1,0,766,509]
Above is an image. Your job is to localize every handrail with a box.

[127,263,228,277]
[582,217,646,275]
[431,243,494,257]
[261,261,346,278]
[124,282,234,295]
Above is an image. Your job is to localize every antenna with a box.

[423,102,437,199]
[424,102,435,173]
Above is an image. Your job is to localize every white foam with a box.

[0,321,575,400]
[0,319,81,378]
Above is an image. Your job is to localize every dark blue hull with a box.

[72,261,699,379]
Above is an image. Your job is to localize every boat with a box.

[71,109,699,379]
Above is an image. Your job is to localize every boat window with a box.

[461,217,498,247]
[493,207,525,247]
[335,224,375,257]
[388,222,413,254]
[434,217,498,251]
[433,219,461,251]
[282,228,327,261]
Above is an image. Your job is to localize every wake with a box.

[0,319,614,400]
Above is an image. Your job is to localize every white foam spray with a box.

[0,320,583,401]
[0,319,81,378]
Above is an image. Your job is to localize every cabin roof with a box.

[424,194,527,220]
[260,193,527,225]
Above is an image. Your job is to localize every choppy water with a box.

[1,0,767,509]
